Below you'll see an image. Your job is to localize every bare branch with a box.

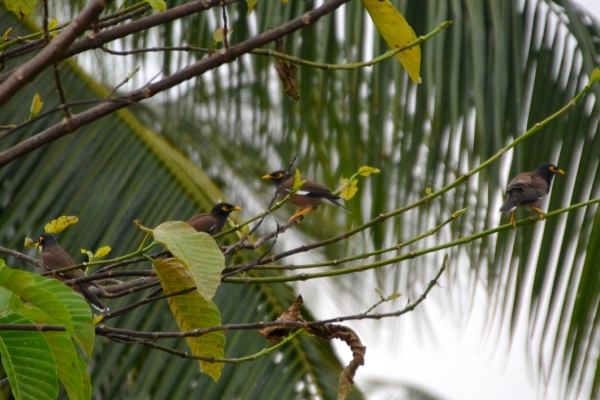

[0,0,111,105]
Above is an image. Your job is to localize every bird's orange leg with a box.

[530,206,545,220]
[288,207,316,223]
[510,210,517,230]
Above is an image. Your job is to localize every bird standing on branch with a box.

[186,202,242,235]
[36,233,108,312]
[262,170,349,221]
[500,163,565,229]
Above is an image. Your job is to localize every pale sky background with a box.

[308,1,600,399]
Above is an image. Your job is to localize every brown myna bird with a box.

[186,202,242,235]
[500,163,565,229]
[36,233,108,312]
[262,170,349,220]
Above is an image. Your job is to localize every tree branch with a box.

[0,0,110,106]
[0,0,351,166]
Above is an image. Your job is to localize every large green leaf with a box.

[0,313,58,400]
[146,221,224,300]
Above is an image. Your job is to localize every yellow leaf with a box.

[339,179,358,201]
[425,187,432,195]
[4,0,37,18]
[29,93,43,119]
[2,28,12,42]
[246,0,258,16]
[358,166,381,176]
[361,0,421,83]
[146,0,166,12]
[44,215,78,233]
[48,19,58,38]
[24,237,36,248]
[213,28,233,43]
[81,249,94,261]
[93,246,111,260]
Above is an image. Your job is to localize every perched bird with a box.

[36,233,108,312]
[500,163,565,229]
[186,202,242,235]
[262,170,349,220]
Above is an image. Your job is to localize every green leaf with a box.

[77,354,91,400]
[339,179,358,201]
[246,0,258,16]
[146,0,166,12]
[374,288,384,298]
[4,0,37,18]
[29,93,43,119]
[23,237,36,248]
[93,246,111,260]
[357,166,381,177]
[150,221,224,300]
[591,68,600,84]
[21,307,87,400]
[387,293,402,300]
[44,215,78,233]
[360,0,421,83]
[153,258,225,381]
[213,28,233,43]
[292,169,307,192]
[29,274,94,356]
[0,263,75,339]
[2,27,12,41]
[0,313,58,400]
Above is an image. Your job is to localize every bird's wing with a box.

[186,214,216,233]
[287,178,340,199]
[40,247,84,280]
[506,173,549,202]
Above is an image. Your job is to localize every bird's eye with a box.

[38,236,43,242]
[222,206,228,211]
[277,173,283,178]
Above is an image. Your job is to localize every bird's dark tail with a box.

[327,198,351,213]
[499,200,517,213]
[78,284,109,312]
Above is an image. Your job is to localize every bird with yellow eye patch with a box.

[500,163,565,229]
[262,170,349,221]
[36,233,108,311]
[186,202,242,235]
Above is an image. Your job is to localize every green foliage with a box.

[143,221,224,300]
[0,260,93,400]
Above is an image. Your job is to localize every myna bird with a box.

[36,233,108,312]
[262,170,349,220]
[500,163,565,229]
[186,202,242,235]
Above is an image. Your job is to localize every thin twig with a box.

[221,3,229,50]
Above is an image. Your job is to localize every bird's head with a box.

[210,202,243,217]
[536,163,565,176]
[35,233,58,250]
[262,170,288,185]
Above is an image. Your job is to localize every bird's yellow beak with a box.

[232,206,243,211]
[555,168,565,175]
[262,174,273,180]
[35,242,41,249]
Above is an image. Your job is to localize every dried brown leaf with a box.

[274,38,299,101]
[259,295,304,345]
[310,324,365,400]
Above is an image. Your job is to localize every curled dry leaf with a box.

[259,295,365,400]
[259,294,304,346]
[274,38,299,101]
